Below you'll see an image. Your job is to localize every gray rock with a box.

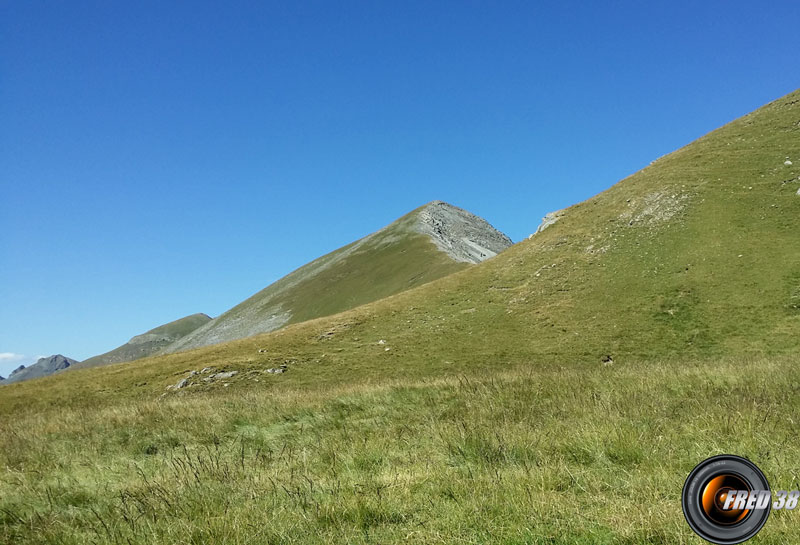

[213,371,238,380]
[174,378,188,389]
[796,187,800,196]
[535,209,566,234]
[414,201,513,263]
[266,368,285,374]
[2,355,78,385]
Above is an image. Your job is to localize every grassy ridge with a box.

[163,205,479,354]
[75,313,212,369]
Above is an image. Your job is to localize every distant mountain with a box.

[2,355,78,384]
[74,313,212,369]
[162,201,512,354]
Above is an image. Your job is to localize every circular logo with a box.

[682,455,771,544]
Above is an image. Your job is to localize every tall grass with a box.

[2,356,798,544]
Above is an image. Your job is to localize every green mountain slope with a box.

[74,313,212,369]
[150,87,798,378]
[1,89,799,545]
[161,201,512,354]
[3,89,798,405]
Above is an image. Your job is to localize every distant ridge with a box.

[162,201,511,354]
[74,313,212,369]
[1,355,78,384]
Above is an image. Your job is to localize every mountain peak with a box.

[2,355,78,385]
[414,201,512,264]
[162,202,511,354]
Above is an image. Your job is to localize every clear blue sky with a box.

[1,1,798,376]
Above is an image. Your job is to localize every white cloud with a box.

[0,352,26,362]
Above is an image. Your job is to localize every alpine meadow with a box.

[1,89,800,544]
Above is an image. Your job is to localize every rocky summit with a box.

[1,355,78,385]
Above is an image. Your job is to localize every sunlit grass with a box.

[2,357,799,544]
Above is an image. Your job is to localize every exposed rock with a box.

[212,371,238,380]
[619,191,689,227]
[535,209,566,234]
[414,201,513,263]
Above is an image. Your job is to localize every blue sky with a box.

[1,1,798,376]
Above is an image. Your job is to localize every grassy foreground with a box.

[2,356,799,544]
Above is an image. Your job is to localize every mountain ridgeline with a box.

[1,355,78,385]
[34,201,510,377]
[77,87,800,383]
[74,313,213,369]
[4,89,799,394]
[160,201,512,354]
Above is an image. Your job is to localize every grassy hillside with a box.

[75,313,212,369]
[163,201,510,354]
[1,89,799,544]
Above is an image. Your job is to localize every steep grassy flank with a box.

[164,201,510,353]
[74,313,212,369]
[1,90,799,544]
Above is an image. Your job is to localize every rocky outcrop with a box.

[535,209,566,234]
[414,201,512,263]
